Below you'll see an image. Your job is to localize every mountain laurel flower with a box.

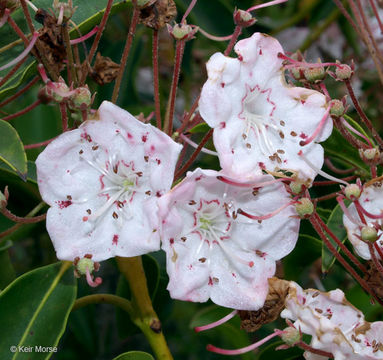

[343,184,383,260]
[281,281,383,360]
[158,168,300,310]
[199,32,333,184]
[36,101,182,262]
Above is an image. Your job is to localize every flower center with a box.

[239,86,283,156]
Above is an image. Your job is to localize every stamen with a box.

[70,26,99,45]
[354,200,383,220]
[195,310,238,333]
[37,64,49,83]
[0,9,10,28]
[247,0,288,12]
[238,201,296,221]
[298,150,349,185]
[217,175,290,188]
[85,267,102,288]
[0,32,39,71]
[26,0,38,12]
[340,117,374,148]
[207,329,284,355]
[180,133,218,156]
[300,104,332,146]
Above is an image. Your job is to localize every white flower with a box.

[199,32,333,183]
[158,168,300,310]
[36,101,182,261]
[281,281,383,360]
[343,184,383,260]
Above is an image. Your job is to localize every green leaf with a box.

[255,340,303,360]
[0,262,77,360]
[113,351,154,360]
[0,160,37,184]
[321,203,348,273]
[188,123,211,134]
[116,255,160,338]
[0,120,27,180]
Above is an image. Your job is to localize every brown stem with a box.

[111,6,140,103]
[174,128,213,180]
[164,40,185,135]
[344,80,383,146]
[62,22,77,86]
[2,99,41,121]
[152,30,161,129]
[7,16,29,45]
[313,192,339,202]
[332,0,362,38]
[0,76,39,108]
[310,214,383,305]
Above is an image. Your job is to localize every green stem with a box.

[73,294,133,314]
[116,256,173,360]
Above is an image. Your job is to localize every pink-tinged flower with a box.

[343,184,383,260]
[199,32,332,183]
[36,101,182,261]
[281,281,383,360]
[158,168,300,310]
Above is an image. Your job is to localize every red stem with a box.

[7,16,29,45]
[19,0,35,34]
[59,102,68,132]
[165,40,185,135]
[174,129,213,180]
[313,175,357,186]
[2,99,41,121]
[313,192,339,202]
[324,158,357,175]
[81,0,114,84]
[152,30,161,129]
[0,76,39,108]
[310,213,383,305]
[369,0,383,35]
[111,6,140,103]
[333,117,369,150]
[368,242,383,277]
[176,96,200,134]
[1,207,46,224]
[224,25,242,56]
[344,79,383,146]
[296,341,333,358]
[315,212,367,273]
[0,57,28,88]
[24,138,55,149]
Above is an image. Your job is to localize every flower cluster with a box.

[36,33,333,311]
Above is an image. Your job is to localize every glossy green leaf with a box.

[188,122,211,134]
[0,120,27,180]
[322,203,348,273]
[113,351,154,360]
[116,255,160,338]
[0,262,76,360]
[0,160,37,184]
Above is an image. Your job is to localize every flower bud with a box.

[344,184,361,200]
[295,198,314,218]
[281,327,300,346]
[167,23,197,41]
[329,99,345,118]
[359,147,383,165]
[47,81,71,103]
[233,9,257,27]
[303,63,325,83]
[69,87,92,110]
[361,226,378,243]
[289,181,304,194]
[53,0,76,21]
[335,64,352,80]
